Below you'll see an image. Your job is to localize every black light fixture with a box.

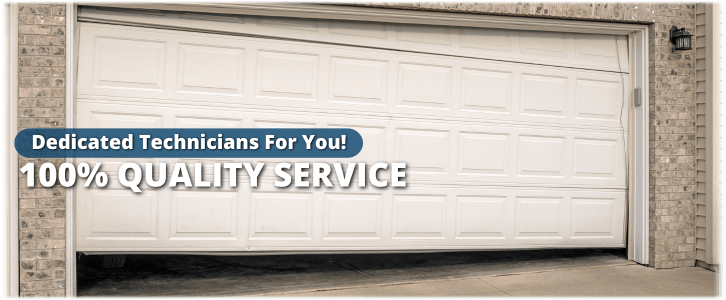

[670,26,693,50]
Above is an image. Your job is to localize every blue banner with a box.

[15,128,363,158]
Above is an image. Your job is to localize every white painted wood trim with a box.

[629,28,649,266]
[66,3,651,265]
[6,3,19,297]
[65,2,77,296]
[1,4,8,295]
[627,33,635,262]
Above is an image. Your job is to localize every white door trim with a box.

[65,2,77,297]
[6,3,19,297]
[60,5,650,295]
[629,28,649,265]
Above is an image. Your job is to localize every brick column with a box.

[17,3,67,297]
[648,3,697,269]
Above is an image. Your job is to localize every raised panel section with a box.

[460,28,511,51]
[521,74,567,117]
[256,51,318,101]
[575,34,619,62]
[458,132,509,176]
[397,24,451,45]
[250,192,313,240]
[396,129,449,174]
[324,194,381,239]
[392,195,446,239]
[575,79,620,121]
[171,191,237,239]
[519,31,567,57]
[573,138,617,179]
[518,135,565,178]
[256,16,319,31]
[177,44,244,96]
[87,190,157,239]
[461,69,511,113]
[571,198,615,238]
[94,37,165,91]
[456,196,506,239]
[397,63,452,109]
[329,57,387,105]
[175,117,243,129]
[330,21,387,39]
[516,197,563,238]
[90,112,162,128]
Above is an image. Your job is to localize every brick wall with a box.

[353,3,658,22]
[17,3,67,297]
[355,2,698,270]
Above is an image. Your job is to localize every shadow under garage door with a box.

[77,248,632,296]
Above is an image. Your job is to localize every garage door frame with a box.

[51,3,649,296]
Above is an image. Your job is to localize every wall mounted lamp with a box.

[670,26,693,50]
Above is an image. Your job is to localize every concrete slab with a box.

[289,265,717,297]
[289,278,508,297]
[484,265,717,297]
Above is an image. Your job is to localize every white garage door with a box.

[74,13,629,252]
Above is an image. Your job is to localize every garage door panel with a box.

[392,194,448,239]
[78,24,628,132]
[170,191,239,240]
[397,62,453,109]
[249,192,314,240]
[93,36,166,92]
[76,184,625,251]
[395,128,450,174]
[75,186,160,251]
[460,68,512,113]
[517,135,567,178]
[256,50,319,101]
[519,74,568,117]
[519,31,568,58]
[571,197,617,238]
[455,196,508,239]
[176,43,245,96]
[329,56,388,105]
[324,193,383,239]
[515,196,566,239]
[75,22,628,252]
[458,132,510,176]
[391,120,626,188]
[79,8,630,73]
[75,101,627,189]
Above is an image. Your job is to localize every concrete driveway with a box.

[76,248,717,297]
